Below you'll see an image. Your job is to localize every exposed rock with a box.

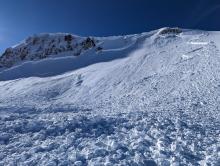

[158,27,182,35]
[81,37,96,50]
[64,34,73,42]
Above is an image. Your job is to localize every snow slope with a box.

[0,28,220,165]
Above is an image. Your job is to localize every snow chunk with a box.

[188,41,208,45]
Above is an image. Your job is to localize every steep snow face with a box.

[0,28,220,165]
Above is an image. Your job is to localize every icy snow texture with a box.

[0,28,220,165]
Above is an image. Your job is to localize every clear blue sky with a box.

[0,0,220,53]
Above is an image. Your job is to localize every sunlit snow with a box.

[0,28,219,165]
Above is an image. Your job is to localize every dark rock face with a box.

[81,37,96,50]
[0,48,16,67]
[64,35,73,42]
[159,27,182,35]
[96,46,103,52]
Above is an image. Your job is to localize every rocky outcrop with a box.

[158,27,182,35]
[0,34,97,68]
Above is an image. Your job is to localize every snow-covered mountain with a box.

[0,33,98,68]
[0,28,220,165]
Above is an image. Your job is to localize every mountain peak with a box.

[0,33,98,68]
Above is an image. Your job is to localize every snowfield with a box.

[0,28,219,165]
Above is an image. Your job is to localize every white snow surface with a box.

[0,28,220,165]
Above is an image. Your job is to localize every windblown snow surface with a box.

[0,28,220,165]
